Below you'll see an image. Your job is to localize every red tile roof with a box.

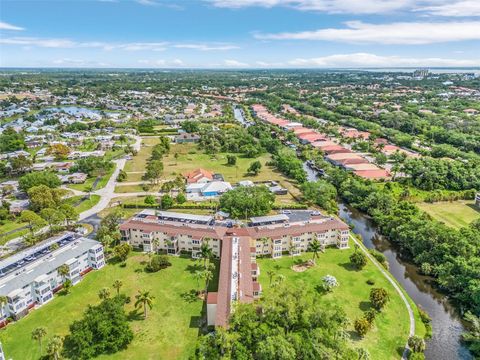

[183,168,214,184]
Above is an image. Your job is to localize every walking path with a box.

[349,234,415,360]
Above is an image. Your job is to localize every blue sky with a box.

[0,0,479,68]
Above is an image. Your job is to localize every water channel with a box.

[304,163,472,360]
[235,106,471,359]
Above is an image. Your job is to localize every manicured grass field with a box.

[114,184,146,193]
[163,143,302,197]
[417,200,480,229]
[0,220,29,245]
[124,137,160,174]
[124,172,145,182]
[257,240,425,360]
[1,255,218,360]
[63,195,101,213]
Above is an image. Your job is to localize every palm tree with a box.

[272,274,285,288]
[31,327,47,355]
[84,185,93,200]
[0,295,7,320]
[203,269,214,299]
[199,238,213,269]
[112,280,123,296]
[261,237,269,256]
[98,287,111,300]
[135,290,155,319]
[193,270,203,295]
[57,264,70,282]
[267,270,275,286]
[46,335,63,360]
[309,238,322,265]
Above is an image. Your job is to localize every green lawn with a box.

[67,167,115,192]
[124,137,160,173]
[62,195,101,213]
[114,184,146,193]
[1,255,218,360]
[0,220,29,245]
[163,143,302,197]
[417,200,480,229]
[125,172,145,182]
[257,240,425,360]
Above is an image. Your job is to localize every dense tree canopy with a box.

[220,185,275,218]
[63,296,133,359]
[195,285,361,359]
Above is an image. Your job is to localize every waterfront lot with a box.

[1,255,218,360]
[418,200,480,229]
[257,240,426,360]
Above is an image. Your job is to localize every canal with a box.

[304,163,472,360]
[236,106,472,359]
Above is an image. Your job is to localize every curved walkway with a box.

[349,234,415,360]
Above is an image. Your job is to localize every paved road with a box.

[349,234,415,360]
[3,136,143,253]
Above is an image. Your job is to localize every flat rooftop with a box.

[0,233,101,296]
[135,209,214,225]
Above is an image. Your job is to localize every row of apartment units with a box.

[119,210,350,327]
[119,210,349,260]
[0,232,104,325]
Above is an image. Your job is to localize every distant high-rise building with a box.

[413,69,429,78]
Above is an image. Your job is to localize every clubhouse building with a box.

[119,209,349,327]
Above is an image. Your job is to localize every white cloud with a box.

[224,59,249,67]
[52,58,110,67]
[0,37,77,48]
[0,37,236,52]
[173,44,239,51]
[136,0,158,5]
[255,21,480,44]
[287,53,480,67]
[137,59,186,67]
[416,1,480,17]
[208,0,412,14]
[255,60,284,67]
[0,21,24,31]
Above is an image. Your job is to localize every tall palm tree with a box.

[0,295,7,321]
[267,270,275,286]
[46,335,63,360]
[98,287,111,300]
[261,237,270,256]
[57,264,70,282]
[112,280,123,296]
[193,270,203,295]
[135,290,155,319]
[200,238,213,269]
[31,327,47,355]
[84,185,93,200]
[309,238,321,265]
[203,269,214,299]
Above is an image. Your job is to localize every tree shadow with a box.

[314,284,328,296]
[359,301,372,311]
[181,289,200,303]
[396,346,406,357]
[339,262,356,271]
[186,263,204,274]
[189,315,202,329]
[347,330,361,342]
[127,309,144,321]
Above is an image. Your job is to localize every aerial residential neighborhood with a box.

[1,1,480,360]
